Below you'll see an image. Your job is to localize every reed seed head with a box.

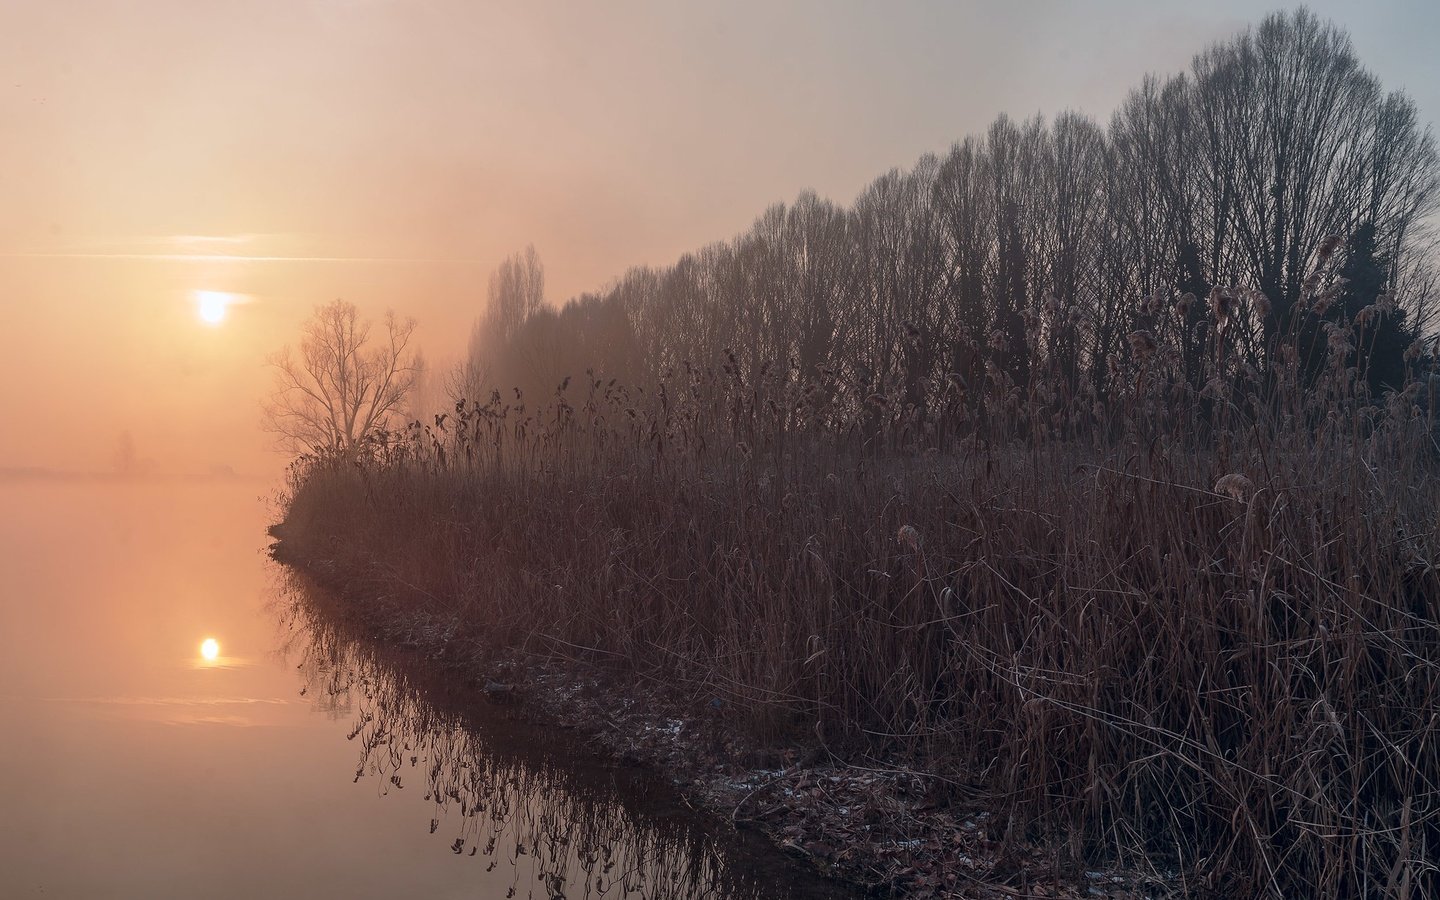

[1127,329,1157,360]
[1210,287,1238,332]
[1213,472,1253,501]
[1325,322,1353,358]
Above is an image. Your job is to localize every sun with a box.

[200,637,221,661]
[195,290,232,325]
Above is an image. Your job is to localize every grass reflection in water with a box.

[271,570,852,900]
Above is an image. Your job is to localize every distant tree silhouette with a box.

[453,245,546,401]
[403,348,450,424]
[111,430,152,477]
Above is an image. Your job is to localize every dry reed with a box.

[278,282,1440,896]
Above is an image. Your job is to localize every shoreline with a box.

[269,524,1151,900]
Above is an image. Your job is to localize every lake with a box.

[0,482,854,899]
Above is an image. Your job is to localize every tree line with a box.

[262,9,1439,456]
[456,9,1438,421]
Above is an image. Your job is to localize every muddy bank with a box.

[269,527,1157,899]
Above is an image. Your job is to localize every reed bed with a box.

[279,290,1440,896]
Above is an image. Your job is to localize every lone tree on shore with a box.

[263,299,420,455]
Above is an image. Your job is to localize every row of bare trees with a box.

[462,10,1438,415]
[262,11,1438,456]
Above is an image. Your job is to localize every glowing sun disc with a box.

[200,638,220,661]
[195,291,231,325]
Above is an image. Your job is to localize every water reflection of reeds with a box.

[271,570,853,900]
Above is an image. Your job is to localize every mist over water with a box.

[5,2,1439,894]
[0,483,847,899]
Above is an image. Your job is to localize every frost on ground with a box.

[273,541,1164,900]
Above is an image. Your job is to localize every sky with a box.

[2,0,1437,477]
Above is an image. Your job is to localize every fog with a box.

[1,0,1436,477]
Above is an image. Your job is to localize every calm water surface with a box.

[0,483,853,899]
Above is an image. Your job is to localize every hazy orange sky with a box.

[2,1,1437,478]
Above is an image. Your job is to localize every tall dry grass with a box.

[278,280,1440,896]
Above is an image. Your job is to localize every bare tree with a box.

[452,245,546,400]
[403,348,450,424]
[263,299,420,454]
[486,244,547,344]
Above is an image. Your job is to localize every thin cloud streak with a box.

[1,252,480,263]
[171,234,258,245]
